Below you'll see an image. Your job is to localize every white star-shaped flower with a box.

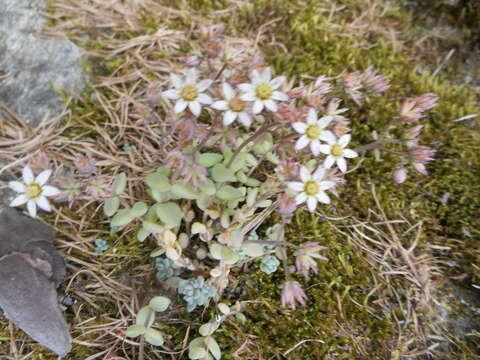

[211,82,253,127]
[238,67,288,114]
[292,108,334,156]
[161,68,213,116]
[8,166,61,217]
[288,166,335,212]
[318,134,358,173]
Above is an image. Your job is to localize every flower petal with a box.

[212,100,228,111]
[292,122,307,134]
[222,82,235,99]
[188,101,202,116]
[42,185,61,197]
[23,166,34,184]
[261,67,272,82]
[240,92,256,102]
[337,157,347,173]
[36,196,51,212]
[197,93,213,105]
[238,83,254,93]
[316,191,331,204]
[310,140,321,156]
[324,155,335,168]
[343,149,358,158]
[319,131,336,145]
[300,166,311,182]
[319,181,335,190]
[339,134,351,147]
[270,76,286,90]
[252,100,264,114]
[8,181,25,193]
[27,199,37,217]
[250,69,260,83]
[272,91,288,101]
[170,73,183,88]
[162,89,180,99]
[313,167,326,180]
[238,112,252,127]
[295,135,310,151]
[223,111,237,126]
[196,79,213,92]
[307,108,317,124]
[288,182,304,192]
[10,194,28,207]
[264,99,278,112]
[318,144,331,155]
[186,68,197,84]
[35,169,52,186]
[295,192,307,205]
[307,196,318,212]
[318,115,333,128]
[174,99,188,113]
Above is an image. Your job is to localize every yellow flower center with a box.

[228,98,246,112]
[331,144,344,157]
[25,183,42,199]
[306,125,320,140]
[304,180,319,196]
[180,85,198,101]
[255,83,273,100]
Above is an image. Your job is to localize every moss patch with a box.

[2,0,478,358]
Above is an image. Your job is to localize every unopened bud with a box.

[393,167,407,184]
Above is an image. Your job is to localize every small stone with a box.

[0,0,85,126]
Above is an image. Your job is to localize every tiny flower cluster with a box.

[92,34,439,337]
[394,93,438,183]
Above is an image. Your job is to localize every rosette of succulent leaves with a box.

[100,30,437,359]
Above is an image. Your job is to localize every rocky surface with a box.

[0,0,85,126]
[0,204,71,356]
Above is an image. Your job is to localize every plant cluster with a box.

[6,24,438,359]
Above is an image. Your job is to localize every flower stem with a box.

[226,123,273,168]
[354,139,402,153]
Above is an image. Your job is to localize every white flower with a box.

[8,166,61,217]
[292,108,334,156]
[318,134,358,173]
[288,166,335,212]
[161,68,213,116]
[238,67,288,114]
[211,82,253,127]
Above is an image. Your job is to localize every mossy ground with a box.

[1,0,479,358]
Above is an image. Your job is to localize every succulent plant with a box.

[94,239,109,253]
[155,256,182,280]
[260,255,280,274]
[178,276,217,312]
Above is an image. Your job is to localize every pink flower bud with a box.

[393,167,408,184]
[206,39,223,58]
[361,66,390,94]
[74,153,96,175]
[281,281,308,310]
[412,162,428,175]
[343,72,362,90]
[415,93,438,112]
[278,193,297,215]
[185,56,200,68]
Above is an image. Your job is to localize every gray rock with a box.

[0,0,85,126]
[0,251,71,356]
[0,206,71,356]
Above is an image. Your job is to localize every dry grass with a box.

[0,0,261,358]
[335,185,445,358]
[0,0,471,358]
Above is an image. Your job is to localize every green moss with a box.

[25,0,480,358]
[212,214,397,359]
